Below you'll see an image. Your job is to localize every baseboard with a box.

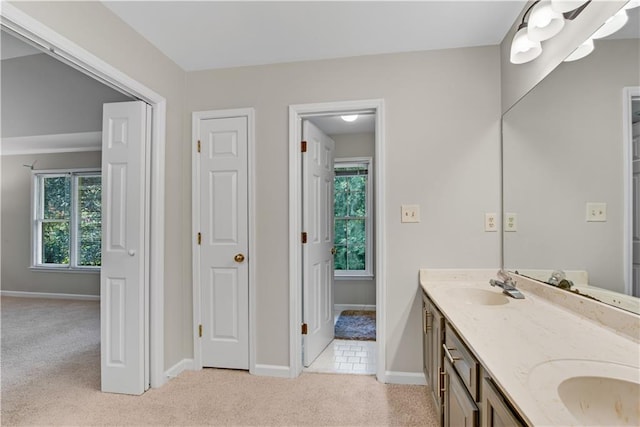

[384,371,427,385]
[0,290,99,301]
[165,358,195,379]
[334,304,376,312]
[251,364,292,378]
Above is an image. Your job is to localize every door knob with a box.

[330,247,337,255]
[234,253,245,263]
[128,250,135,257]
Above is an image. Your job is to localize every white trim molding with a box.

[164,358,195,379]
[384,371,427,385]
[0,290,99,301]
[191,108,256,374]
[0,131,101,156]
[1,2,167,389]
[252,364,292,378]
[288,99,386,382]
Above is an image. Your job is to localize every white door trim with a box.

[623,87,639,295]
[288,99,386,382]
[192,108,256,373]
[1,3,166,389]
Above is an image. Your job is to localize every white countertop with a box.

[419,269,640,427]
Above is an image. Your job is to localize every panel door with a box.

[101,101,150,395]
[302,120,335,367]
[198,116,249,369]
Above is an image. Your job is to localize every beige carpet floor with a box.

[1,297,439,426]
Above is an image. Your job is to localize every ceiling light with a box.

[528,1,565,42]
[564,38,594,62]
[510,23,543,64]
[591,9,629,39]
[550,0,588,13]
[341,115,358,122]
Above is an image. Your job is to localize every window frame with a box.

[31,168,102,272]
[333,157,373,279]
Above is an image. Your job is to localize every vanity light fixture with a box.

[528,1,565,42]
[341,114,358,122]
[510,0,590,65]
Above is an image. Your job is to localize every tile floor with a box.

[305,309,376,375]
[305,339,377,375]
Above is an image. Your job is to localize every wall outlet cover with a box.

[505,213,517,232]
[586,202,607,222]
[485,213,498,232]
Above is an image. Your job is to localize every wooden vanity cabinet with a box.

[443,358,479,427]
[422,293,444,422]
[422,290,525,427]
[481,377,524,427]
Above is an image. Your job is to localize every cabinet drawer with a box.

[444,323,479,401]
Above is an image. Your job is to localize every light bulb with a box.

[528,1,565,42]
[510,25,542,64]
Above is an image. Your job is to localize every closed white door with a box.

[101,101,150,395]
[198,116,249,369]
[302,120,335,367]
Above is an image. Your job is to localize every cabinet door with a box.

[423,293,433,385]
[482,377,523,427]
[444,359,479,427]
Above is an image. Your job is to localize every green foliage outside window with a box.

[334,165,368,271]
[38,173,101,268]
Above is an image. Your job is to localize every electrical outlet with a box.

[485,213,498,232]
[586,202,607,222]
[401,205,420,223]
[504,213,517,232]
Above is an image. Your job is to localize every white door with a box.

[101,101,150,395]
[633,121,639,297]
[198,116,249,369]
[302,120,335,367]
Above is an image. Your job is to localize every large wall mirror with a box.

[502,4,640,314]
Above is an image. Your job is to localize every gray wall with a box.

[503,38,640,293]
[187,46,502,373]
[333,132,376,306]
[1,53,131,138]
[1,152,101,295]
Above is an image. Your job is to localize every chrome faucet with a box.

[490,270,525,299]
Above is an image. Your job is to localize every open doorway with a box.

[302,114,376,375]
[1,5,166,394]
[288,99,386,381]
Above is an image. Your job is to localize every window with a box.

[334,158,372,278]
[32,170,102,270]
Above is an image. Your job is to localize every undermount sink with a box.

[446,288,509,305]
[528,359,640,426]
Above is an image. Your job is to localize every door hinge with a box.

[197,140,201,153]
[301,140,307,153]
[197,232,202,245]
[301,323,308,335]
[198,324,203,338]
[301,232,307,244]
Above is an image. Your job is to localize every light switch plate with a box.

[586,202,607,222]
[485,213,498,232]
[401,205,420,223]
[504,213,517,232]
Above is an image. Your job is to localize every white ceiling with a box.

[102,1,528,72]
[309,113,375,135]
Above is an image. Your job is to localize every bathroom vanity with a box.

[420,269,640,427]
